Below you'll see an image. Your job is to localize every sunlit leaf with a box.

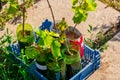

[7,4,19,14]
[57,18,68,32]
[89,25,93,31]
[72,0,78,5]
[72,8,88,24]
[51,41,61,58]
[83,0,97,11]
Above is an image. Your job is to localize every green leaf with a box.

[84,38,87,43]
[87,25,93,33]
[72,8,88,24]
[37,30,46,46]
[60,34,66,43]
[57,18,68,32]
[25,46,39,59]
[7,4,18,15]
[89,25,93,31]
[72,0,97,24]
[51,41,61,58]
[44,36,53,46]
[72,0,78,5]
[37,30,55,47]
[49,31,59,37]
[87,29,91,33]
[16,23,34,43]
[83,0,97,11]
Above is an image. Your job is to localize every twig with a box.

[46,0,56,28]
[73,23,77,31]
[65,39,73,56]
[22,0,25,37]
[22,7,25,37]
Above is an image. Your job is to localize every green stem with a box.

[22,0,25,37]
[73,23,77,31]
[22,0,26,55]
[22,7,25,37]
[65,39,73,56]
[46,0,56,28]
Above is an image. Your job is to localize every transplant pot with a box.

[65,26,82,79]
[35,61,48,78]
[16,23,34,49]
[64,49,82,79]
[65,26,82,50]
[46,54,66,80]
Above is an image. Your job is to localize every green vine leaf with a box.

[72,0,78,5]
[72,0,97,24]
[25,46,39,59]
[37,30,58,47]
[7,3,19,15]
[57,18,68,32]
[82,0,97,11]
[72,8,88,24]
[51,41,61,59]
[44,35,53,47]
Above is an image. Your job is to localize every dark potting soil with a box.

[18,30,31,37]
[66,63,81,80]
[65,49,78,56]
[36,68,62,80]
[36,68,48,79]
[66,31,79,40]
[18,41,29,49]
[18,30,32,49]
[65,50,81,80]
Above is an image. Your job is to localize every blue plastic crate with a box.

[33,20,100,79]
[31,45,100,80]
[10,19,100,80]
[69,45,100,80]
[10,43,100,80]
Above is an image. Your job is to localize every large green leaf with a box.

[37,30,46,46]
[7,3,19,14]
[72,8,88,24]
[72,0,97,24]
[44,36,53,47]
[37,30,54,47]
[51,41,61,58]
[25,46,39,59]
[16,23,34,43]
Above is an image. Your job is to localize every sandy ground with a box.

[88,32,120,80]
[0,0,120,80]
[84,1,120,80]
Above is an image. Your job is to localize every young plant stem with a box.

[0,0,2,10]
[22,0,26,38]
[22,7,25,37]
[46,0,56,28]
[65,39,73,56]
[22,0,25,55]
[33,44,42,52]
[73,23,78,31]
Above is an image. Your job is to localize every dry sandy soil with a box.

[88,32,120,80]
[0,0,120,80]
